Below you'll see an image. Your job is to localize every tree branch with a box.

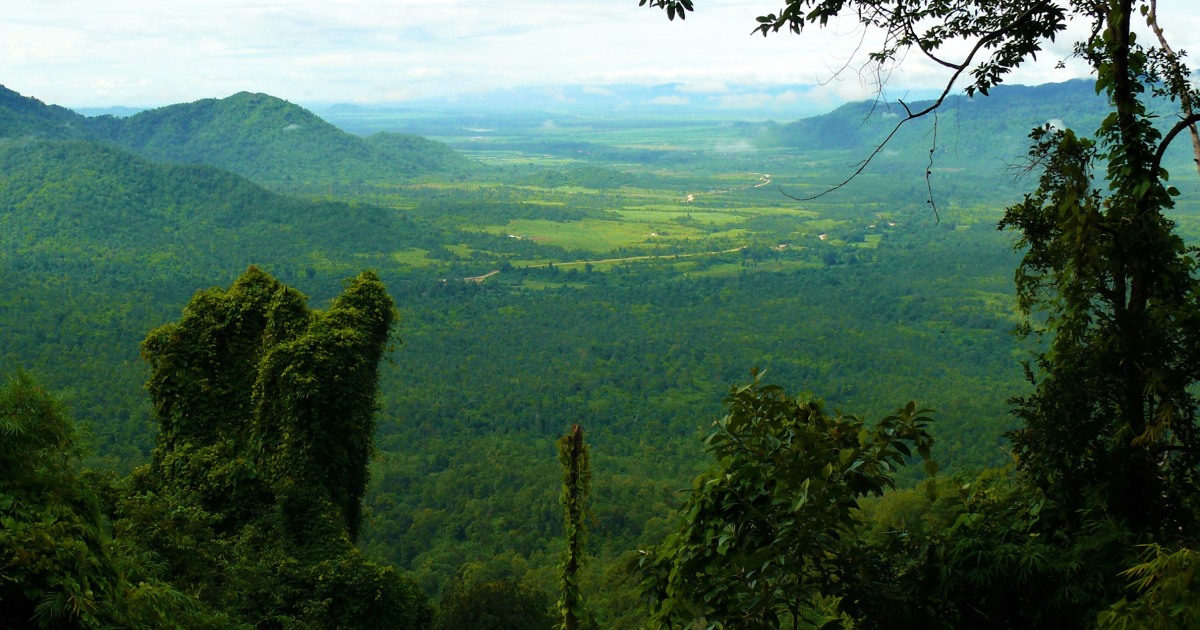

[1146,0,1200,178]
[1153,113,1200,176]
[777,1,1052,209]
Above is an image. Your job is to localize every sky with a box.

[3,0,1199,111]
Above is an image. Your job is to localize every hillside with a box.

[0,85,474,189]
[87,91,474,187]
[0,138,445,462]
[757,80,1110,168]
[0,85,94,139]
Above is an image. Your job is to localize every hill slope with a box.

[0,86,473,188]
[87,91,473,186]
[759,80,1110,165]
[0,138,443,462]
[0,85,94,139]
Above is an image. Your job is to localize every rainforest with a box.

[4,0,1200,627]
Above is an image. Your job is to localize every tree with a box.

[636,373,934,629]
[643,0,1200,543]
[0,371,227,629]
[140,265,394,544]
[124,267,431,629]
[436,575,555,630]
[557,424,592,630]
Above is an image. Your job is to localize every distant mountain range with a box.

[748,79,1198,176]
[0,85,473,188]
[315,83,848,119]
[752,80,1109,164]
[10,80,1181,180]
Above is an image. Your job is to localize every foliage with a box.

[636,373,934,628]
[856,468,1131,629]
[1000,53,1200,539]
[1099,544,1200,629]
[436,574,555,630]
[122,267,430,628]
[557,424,592,630]
[0,371,233,629]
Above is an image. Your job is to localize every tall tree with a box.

[635,375,935,629]
[642,0,1200,541]
[557,424,591,630]
[141,265,394,543]
[127,267,431,628]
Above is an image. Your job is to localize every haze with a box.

[5,0,1199,112]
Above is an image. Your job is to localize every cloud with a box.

[648,95,689,106]
[713,90,804,109]
[3,0,1198,107]
[713,139,755,153]
[582,85,614,96]
[677,80,729,94]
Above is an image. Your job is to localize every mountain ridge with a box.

[0,86,473,189]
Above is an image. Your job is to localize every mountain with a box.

[0,139,408,261]
[315,83,836,121]
[0,85,94,139]
[757,80,1110,164]
[88,91,474,187]
[745,79,1200,188]
[0,86,473,189]
[0,137,445,462]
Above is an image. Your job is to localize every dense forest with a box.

[4,0,1200,625]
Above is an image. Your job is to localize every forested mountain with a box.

[88,92,475,187]
[0,136,448,463]
[0,85,93,139]
[0,85,474,190]
[755,80,1111,169]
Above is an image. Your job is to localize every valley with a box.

[3,78,1199,628]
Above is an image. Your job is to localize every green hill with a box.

[0,85,94,139]
[0,138,443,463]
[0,139,409,263]
[0,86,474,189]
[759,80,1110,167]
[88,91,473,187]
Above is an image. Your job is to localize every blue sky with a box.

[4,0,1197,110]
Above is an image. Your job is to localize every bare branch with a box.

[1146,0,1200,178]
[1153,113,1200,176]
[778,1,1054,206]
[900,9,965,70]
[925,110,941,222]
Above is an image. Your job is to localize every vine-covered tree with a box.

[125,266,431,628]
[557,423,592,630]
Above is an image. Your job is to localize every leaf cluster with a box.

[636,372,934,628]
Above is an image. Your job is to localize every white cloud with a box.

[713,90,804,109]
[677,80,729,94]
[581,85,614,96]
[649,95,689,106]
[2,0,1197,108]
